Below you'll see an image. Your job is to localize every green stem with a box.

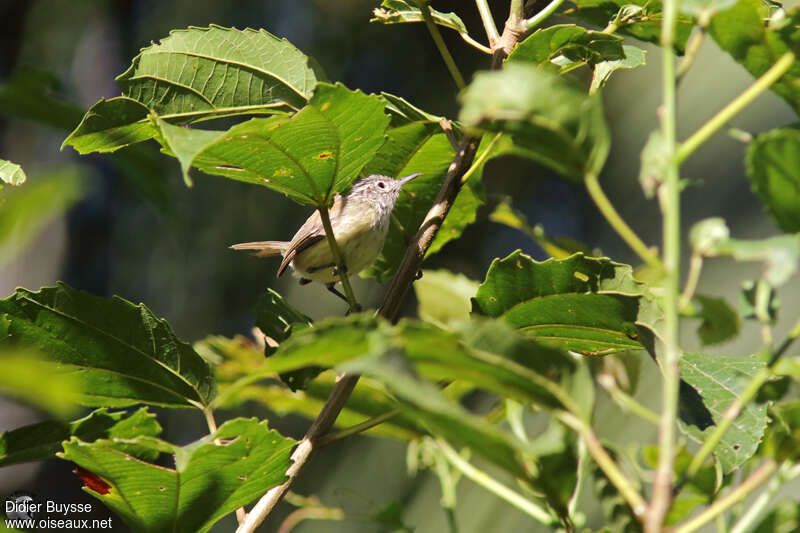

[597,374,661,425]
[475,0,500,44]
[676,28,705,82]
[525,0,568,29]
[557,412,647,518]
[461,132,503,184]
[676,52,795,164]
[679,252,703,311]
[674,460,779,533]
[459,32,492,54]
[435,439,557,526]
[584,170,663,270]
[420,3,466,90]
[686,317,800,477]
[318,206,360,312]
[729,462,800,533]
[647,0,680,527]
[317,409,400,447]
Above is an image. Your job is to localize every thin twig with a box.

[436,439,557,525]
[461,132,503,184]
[729,461,800,533]
[420,3,466,89]
[584,170,663,271]
[475,0,500,45]
[678,252,703,310]
[557,412,647,518]
[459,32,492,54]
[440,118,459,150]
[674,460,779,533]
[597,374,660,425]
[317,409,400,448]
[676,27,706,83]
[525,0,567,29]
[675,52,795,164]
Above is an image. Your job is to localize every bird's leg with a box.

[332,262,348,277]
[325,283,362,314]
[298,278,312,285]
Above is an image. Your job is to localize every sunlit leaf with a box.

[372,0,468,34]
[460,64,610,182]
[472,251,661,355]
[59,417,295,533]
[154,83,389,205]
[508,24,624,70]
[414,270,478,328]
[678,352,768,473]
[0,158,26,189]
[0,407,160,467]
[0,350,81,417]
[64,26,322,153]
[710,0,800,115]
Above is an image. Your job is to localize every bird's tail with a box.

[229,241,289,258]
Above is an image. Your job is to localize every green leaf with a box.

[508,24,625,70]
[0,350,81,417]
[266,315,578,411]
[746,127,800,233]
[708,234,800,287]
[568,0,693,53]
[156,83,389,205]
[371,0,468,33]
[591,445,642,533]
[59,417,295,533]
[380,91,443,126]
[472,251,661,355]
[61,97,157,154]
[414,269,478,328]
[754,500,800,533]
[0,169,85,268]
[363,123,496,281]
[710,0,800,115]
[460,64,610,182]
[0,407,160,467]
[63,26,322,154]
[689,217,730,254]
[692,295,741,345]
[678,352,769,473]
[760,400,800,461]
[0,159,26,189]
[255,289,312,351]
[0,283,216,409]
[591,45,647,94]
[339,353,537,479]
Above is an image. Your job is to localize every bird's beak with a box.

[397,172,423,186]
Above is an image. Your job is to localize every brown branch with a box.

[236,5,528,532]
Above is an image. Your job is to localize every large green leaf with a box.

[745,127,800,233]
[0,169,84,268]
[678,352,768,473]
[64,26,322,153]
[0,284,216,409]
[264,315,578,411]
[154,83,389,205]
[472,251,660,355]
[59,417,295,533]
[0,408,160,467]
[710,0,800,115]
[0,159,26,189]
[459,64,610,182]
[567,0,693,53]
[363,123,496,281]
[508,24,625,70]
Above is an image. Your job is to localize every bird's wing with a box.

[278,197,345,277]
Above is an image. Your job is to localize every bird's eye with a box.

[377,181,386,189]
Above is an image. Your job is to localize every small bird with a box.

[230,172,422,303]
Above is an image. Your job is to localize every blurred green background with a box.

[1,1,798,531]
